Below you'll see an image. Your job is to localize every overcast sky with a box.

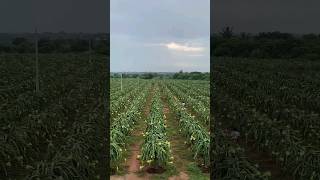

[212,0,320,34]
[111,0,210,72]
[2,0,320,34]
[0,0,108,33]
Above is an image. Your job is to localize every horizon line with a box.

[110,71,210,73]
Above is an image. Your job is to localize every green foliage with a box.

[140,88,172,168]
[187,163,209,180]
[0,54,108,179]
[162,83,210,167]
[212,57,320,179]
[173,71,209,80]
[111,72,209,80]
[110,81,149,169]
[0,34,108,54]
[212,31,320,60]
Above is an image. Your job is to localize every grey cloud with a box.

[111,0,209,72]
[111,0,209,39]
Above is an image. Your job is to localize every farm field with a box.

[0,54,108,179]
[110,78,210,179]
[212,57,320,180]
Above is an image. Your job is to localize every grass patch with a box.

[187,163,210,180]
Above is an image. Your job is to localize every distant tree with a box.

[240,32,250,39]
[12,37,28,46]
[0,45,12,53]
[12,37,33,53]
[70,39,88,52]
[220,27,234,39]
[39,38,55,53]
[173,70,183,79]
[303,34,318,40]
[94,40,108,55]
[141,73,156,79]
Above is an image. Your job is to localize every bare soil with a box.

[145,166,166,174]
[168,172,189,180]
[127,143,141,173]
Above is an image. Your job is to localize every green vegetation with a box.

[212,27,320,60]
[187,163,210,180]
[162,83,210,166]
[140,87,172,168]
[110,78,210,179]
[110,83,149,169]
[0,33,108,54]
[0,54,108,179]
[212,57,320,179]
[111,71,210,80]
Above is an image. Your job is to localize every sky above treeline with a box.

[0,0,108,33]
[212,0,320,34]
[111,0,210,72]
[1,0,320,34]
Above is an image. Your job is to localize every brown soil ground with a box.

[168,172,189,180]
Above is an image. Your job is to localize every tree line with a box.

[0,36,109,54]
[112,71,210,80]
[211,27,320,60]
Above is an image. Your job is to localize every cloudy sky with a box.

[212,0,320,34]
[111,0,210,72]
[0,0,108,33]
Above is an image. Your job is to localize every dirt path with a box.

[161,91,193,180]
[111,84,155,180]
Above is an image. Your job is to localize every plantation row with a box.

[1,54,108,179]
[215,69,320,145]
[110,81,150,170]
[110,79,210,178]
[211,83,270,180]
[161,83,210,167]
[212,128,270,180]
[110,81,148,120]
[140,86,172,169]
[213,57,320,179]
[165,80,210,125]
